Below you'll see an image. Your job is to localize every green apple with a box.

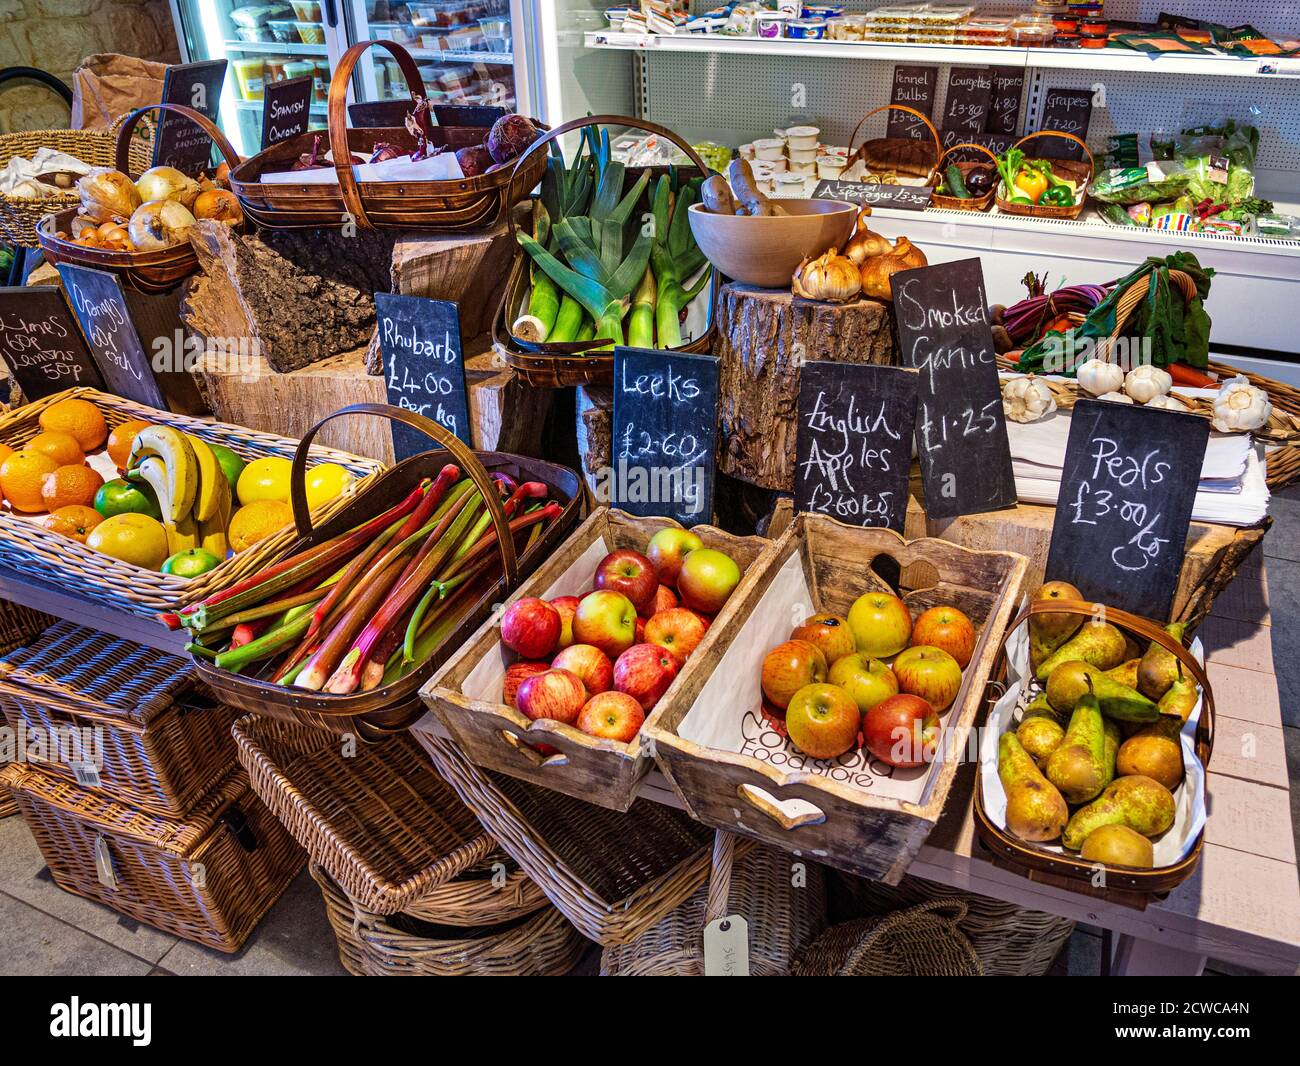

[848,591,913,658]
[161,547,223,578]
[828,652,899,715]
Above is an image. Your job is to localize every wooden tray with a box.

[995,130,1094,221]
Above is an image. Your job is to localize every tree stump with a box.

[715,283,896,492]
[575,384,613,499]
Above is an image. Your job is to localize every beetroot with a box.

[456,144,493,176]
[486,114,540,165]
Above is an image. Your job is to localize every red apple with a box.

[516,668,587,724]
[646,527,703,586]
[910,605,976,669]
[759,697,789,738]
[862,694,938,768]
[642,584,679,618]
[549,595,581,650]
[677,548,741,614]
[577,691,645,743]
[892,645,963,713]
[500,597,561,659]
[644,607,709,663]
[594,549,659,612]
[551,643,613,696]
[847,591,912,658]
[828,652,898,715]
[572,590,638,660]
[613,643,680,711]
[634,616,646,644]
[785,683,861,760]
[502,660,550,707]
[760,639,827,710]
[790,613,856,666]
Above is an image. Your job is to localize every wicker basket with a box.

[0,115,152,249]
[415,730,714,946]
[312,863,588,976]
[1,763,303,952]
[0,621,237,817]
[930,142,999,212]
[232,715,547,924]
[995,130,1094,221]
[830,870,1076,976]
[229,40,547,233]
[792,899,984,976]
[0,600,48,818]
[601,830,827,976]
[0,387,383,621]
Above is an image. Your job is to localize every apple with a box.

[760,639,827,710]
[551,643,613,695]
[759,697,789,738]
[790,613,856,666]
[577,691,645,743]
[594,549,659,612]
[572,590,638,660]
[502,660,550,707]
[516,668,587,724]
[828,652,899,715]
[643,584,679,618]
[644,607,709,663]
[646,527,703,585]
[500,597,561,660]
[549,595,581,650]
[634,616,646,644]
[892,645,963,713]
[910,605,976,669]
[847,591,913,658]
[677,548,741,614]
[613,643,680,711]
[862,694,938,768]
[785,683,861,760]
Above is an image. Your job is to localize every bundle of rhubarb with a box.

[172,466,562,694]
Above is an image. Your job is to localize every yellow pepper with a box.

[1014,166,1048,204]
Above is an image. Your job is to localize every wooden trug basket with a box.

[846,103,943,184]
[930,141,998,212]
[994,130,1094,221]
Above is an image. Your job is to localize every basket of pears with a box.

[974,579,1213,907]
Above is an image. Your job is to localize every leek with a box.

[628,267,656,349]
[517,232,629,348]
[514,203,559,342]
[549,295,583,343]
[650,176,711,349]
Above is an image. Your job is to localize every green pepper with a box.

[1041,185,1075,207]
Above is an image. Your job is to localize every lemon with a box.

[236,456,293,506]
[304,462,354,510]
[228,499,293,553]
[86,513,170,570]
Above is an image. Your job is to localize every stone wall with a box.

[0,0,180,132]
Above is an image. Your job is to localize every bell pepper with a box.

[1041,184,1074,207]
[1014,166,1048,204]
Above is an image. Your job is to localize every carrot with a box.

[1166,362,1217,388]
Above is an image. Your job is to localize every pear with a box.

[1062,774,1175,851]
[1018,715,1065,767]
[1045,660,1159,723]
[1137,622,1188,700]
[1117,717,1184,791]
[1035,620,1127,680]
[1105,658,1141,690]
[1045,689,1108,804]
[1029,580,1084,670]
[998,732,1069,843]
[1156,665,1199,723]
[1102,717,1121,789]
[1080,824,1154,868]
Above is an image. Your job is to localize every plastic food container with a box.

[753,137,785,160]
[774,173,807,196]
[826,16,862,39]
[1054,32,1081,45]
[785,124,819,150]
[1079,17,1108,37]
[755,13,790,37]
[233,57,266,101]
[816,154,845,178]
[787,145,818,163]
[787,18,827,38]
[282,59,315,87]
[290,0,321,20]
[294,20,325,44]
[236,25,274,42]
[788,158,816,175]
[1010,14,1056,45]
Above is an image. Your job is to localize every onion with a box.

[193,188,243,225]
[135,166,201,209]
[455,145,493,176]
[128,200,197,251]
[77,169,140,224]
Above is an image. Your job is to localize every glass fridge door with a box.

[171,0,349,156]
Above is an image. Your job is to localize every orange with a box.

[107,419,151,471]
[1,450,58,512]
[228,499,293,553]
[27,430,85,467]
[41,505,104,544]
[38,398,107,452]
[41,464,105,511]
[0,443,12,466]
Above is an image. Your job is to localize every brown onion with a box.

[193,188,243,225]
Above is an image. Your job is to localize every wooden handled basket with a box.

[229,39,547,232]
[493,114,716,388]
[36,103,239,295]
[846,104,942,184]
[973,599,1215,909]
[191,403,583,738]
[930,141,999,212]
[994,130,1095,221]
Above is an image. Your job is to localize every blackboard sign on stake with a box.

[987,71,1025,136]
[376,292,471,461]
[1045,399,1210,620]
[57,264,166,409]
[262,76,313,150]
[892,257,1017,520]
[887,65,938,140]
[153,59,228,176]
[1038,88,1094,160]
[612,347,720,526]
[0,286,102,399]
[794,361,918,533]
[941,67,994,135]
[811,180,932,211]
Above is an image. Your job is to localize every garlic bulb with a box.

[1143,394,1187,412]
[1211,375,1272,433]
[1002,375,1056,423]
[792,249,861,303]
[1098,391,1134,404]
[1123,364,1173,403]
[1076,358,1124,397]
[859,237,927,300]
[842,206,893,264]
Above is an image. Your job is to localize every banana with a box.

[165,513,199,556]
[198,483,231,559]
[128,426,197,521]
[184,434,225,523]
[134,456,175,522]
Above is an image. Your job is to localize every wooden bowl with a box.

[687,199,856,289]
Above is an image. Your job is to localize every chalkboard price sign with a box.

[0,286,102,399]
[262,76,313,150]
[891,257,1016,520]
[1038,88,1094,160]
[811,180,932,211]
[938,128,1017,160]
[887,65,938,140]
[941,67,994,135]
[1045,400,1210,620]
[794,361,918,532]
[375,292,471,461]
[57,264,166,409]
[987,71,1025,136]
[612,348,720,526]
[153,60,228,176]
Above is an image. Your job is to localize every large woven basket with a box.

[792,898,984,976]
[415,730,714,946]
[601,830,827,976]
[232,715,546,924]
[0,599,51,818]
[312,863,588,976]
[0,387,383,621]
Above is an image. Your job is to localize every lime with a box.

[161,547,223,578]
[209,442,246,490]
[94,478,162,521]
